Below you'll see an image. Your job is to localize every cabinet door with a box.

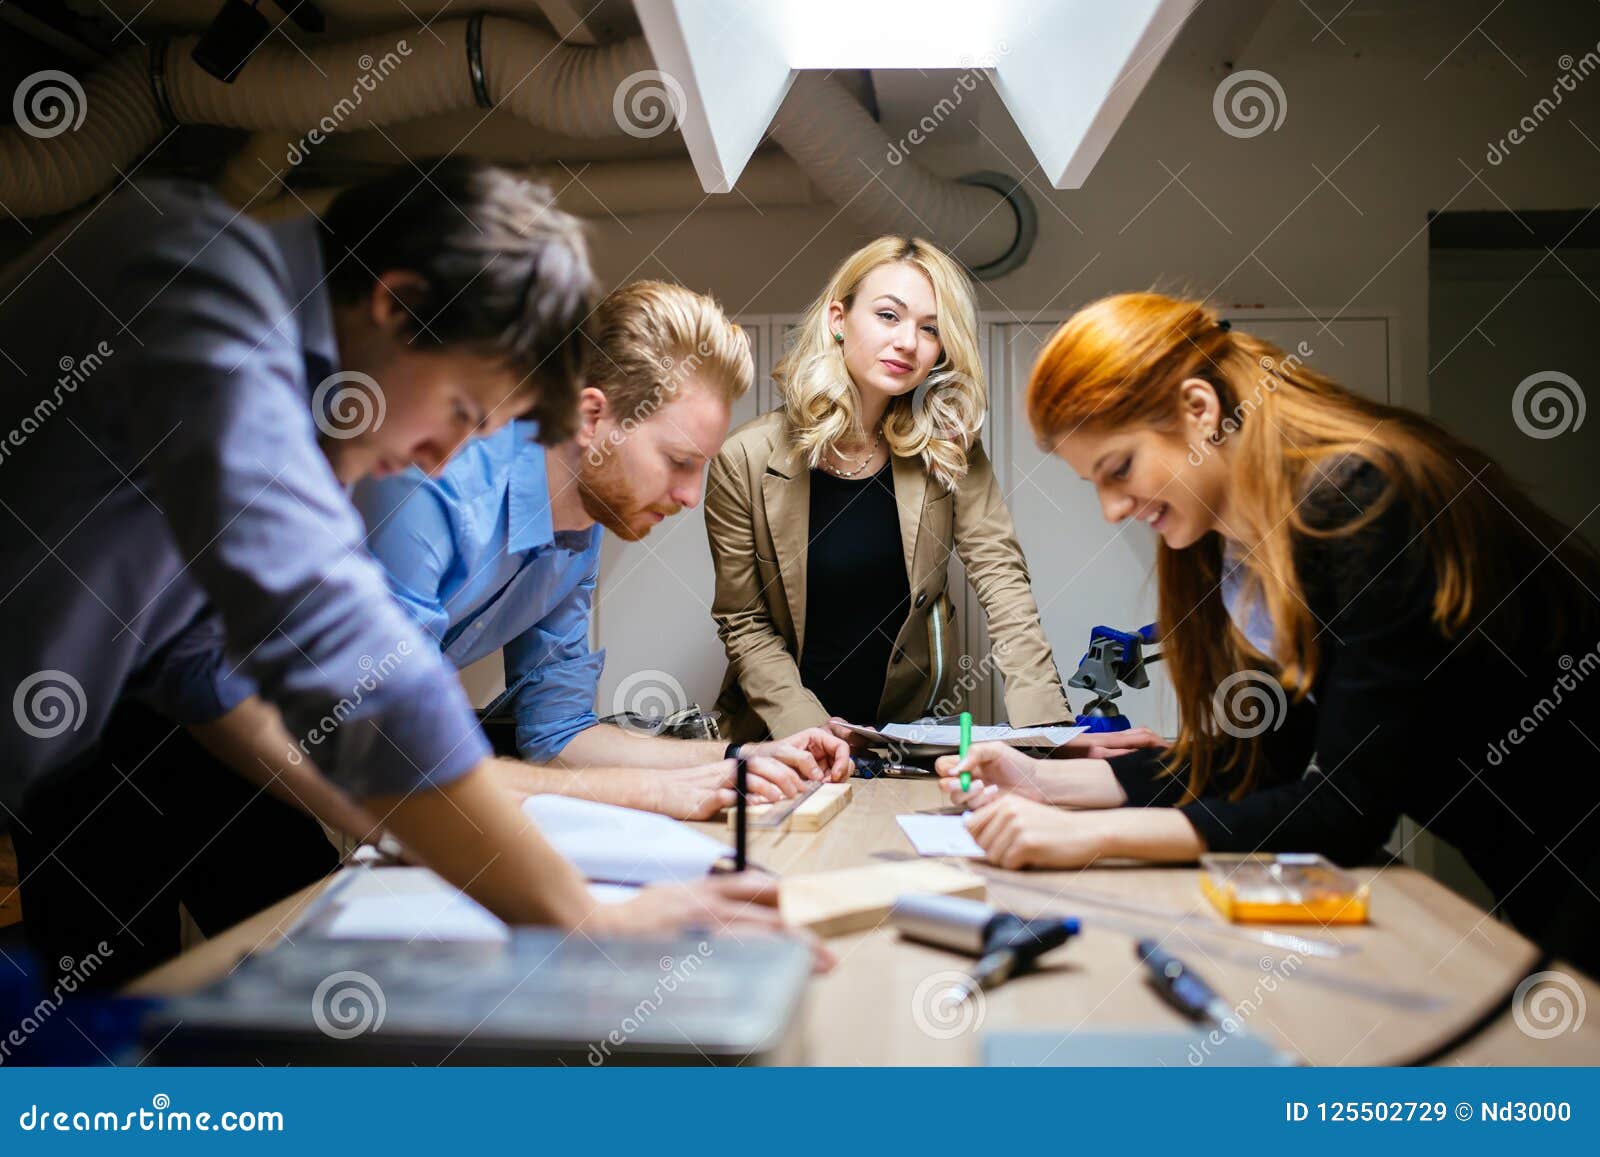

[985,322,1176,733]
[1219,314,1392,404]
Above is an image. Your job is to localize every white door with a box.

[984,322,1177,733]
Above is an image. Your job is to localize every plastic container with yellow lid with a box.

[1200,853,1370,924]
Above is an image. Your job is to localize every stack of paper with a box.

[316,866,639,943]
[521,794,732,884]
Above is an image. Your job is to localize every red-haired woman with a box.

[938,291,1600,971]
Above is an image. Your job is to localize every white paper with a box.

[327,890,510,942]
[897,814,987,859]
[842,721,1086,750]
[521,794,731,884]
[318,866,641,942]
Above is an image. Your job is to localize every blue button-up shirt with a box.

[0,179,489,810]
[353,424,605,762]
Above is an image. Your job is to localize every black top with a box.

[1112,457,1600,972]
[798,463,912,724]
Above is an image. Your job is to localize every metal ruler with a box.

[746,779,823,828]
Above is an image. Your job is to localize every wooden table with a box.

[130,779,1600,1065]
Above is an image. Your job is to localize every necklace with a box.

[824,424,883,477]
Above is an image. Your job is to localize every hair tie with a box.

[1216,318,1233,332]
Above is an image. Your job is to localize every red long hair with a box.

[1026,292,1598,800]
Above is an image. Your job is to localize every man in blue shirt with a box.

[1,162,789,985]
[356,281,850,821]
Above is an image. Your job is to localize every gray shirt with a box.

[0,179,489,813]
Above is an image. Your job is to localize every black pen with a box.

[734,755,747,872]
[1136,939,1232,1027]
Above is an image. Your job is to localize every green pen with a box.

[958,711,973,792]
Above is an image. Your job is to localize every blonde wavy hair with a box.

[774,236,985,491]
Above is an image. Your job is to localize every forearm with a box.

[365,762,597,928]
[1098,808,1207,863]
[1034,758,1127,808]
[550,723,719,769]
[491,756,674,813]
[186,696,383,845]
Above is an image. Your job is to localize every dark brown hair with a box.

[319,158,599,444]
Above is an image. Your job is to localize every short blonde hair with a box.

[588,280,753,421]
[775,236,985,491]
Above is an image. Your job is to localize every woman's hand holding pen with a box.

[935,742,1050,806]
[936,742,1131,809]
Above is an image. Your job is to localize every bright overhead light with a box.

[635,0,1199,194]
[780,0,1005,70]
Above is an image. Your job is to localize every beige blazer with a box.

[705,409,1070,742]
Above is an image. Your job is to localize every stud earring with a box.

[834,332,844,343]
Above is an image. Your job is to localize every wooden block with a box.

[726,781,852,833]
[779,859,986,938]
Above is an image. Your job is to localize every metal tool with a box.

[1069,623,1161,733]
[1137,939,1234,1027]
[851,755,936,779]
[891,893,1080,1001]
[746,779,822,829]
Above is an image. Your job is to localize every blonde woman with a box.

[707,236,1089,745]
